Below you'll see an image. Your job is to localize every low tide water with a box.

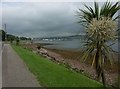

[34,38,118,52]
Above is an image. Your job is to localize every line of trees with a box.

[0,30,31,42]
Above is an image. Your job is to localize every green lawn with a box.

[12,45,103,87]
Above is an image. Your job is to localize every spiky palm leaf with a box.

[77,1,120,87]
[77,1,120,26]
[100,2,120,19]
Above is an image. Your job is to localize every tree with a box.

[7,34,16,43]
[20,37,31,40]
[77,1,120,87]
[77,2,120,27]
[0,30,6,41]
[16,37,20,45]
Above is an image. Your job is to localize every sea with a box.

[33,36,118,52]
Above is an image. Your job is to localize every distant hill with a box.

[33,34,86,41]
[0,30,31,41]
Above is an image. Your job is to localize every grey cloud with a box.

[2,2,86,38]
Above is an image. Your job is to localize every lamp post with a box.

[4,24,7,41]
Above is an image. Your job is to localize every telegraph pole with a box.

[4,24,7,41]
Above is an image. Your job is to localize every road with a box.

[0,42,2,88]
[2,44,40,87]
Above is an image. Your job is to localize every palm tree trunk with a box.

[101,68,106,87]
[95,41,100,79]
[95,41,106,87]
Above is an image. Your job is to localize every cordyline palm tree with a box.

[77,1,120,87]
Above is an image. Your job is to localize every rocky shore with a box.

[22,43,118,87]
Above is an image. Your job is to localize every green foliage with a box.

[77,2,120,27]
[77,1,119,87]
[7,34,16,42]
[0,30,6,41]
[16,38,20,45]
[4,33,31,44]
[12,45,103,87]
[20,37,31,40]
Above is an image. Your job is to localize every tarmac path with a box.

[0,42,2,88]
[2,44,40,87]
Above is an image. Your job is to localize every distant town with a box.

[33,34,86,41]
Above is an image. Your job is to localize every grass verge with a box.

[12,45,103,87]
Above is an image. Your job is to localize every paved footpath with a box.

[2,44,40,87]
[0,42,2,88]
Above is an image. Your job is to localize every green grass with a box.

[12,45,103,87]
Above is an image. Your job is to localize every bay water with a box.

[34,37,118,52]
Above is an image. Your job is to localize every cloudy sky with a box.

[0,1,113,38]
